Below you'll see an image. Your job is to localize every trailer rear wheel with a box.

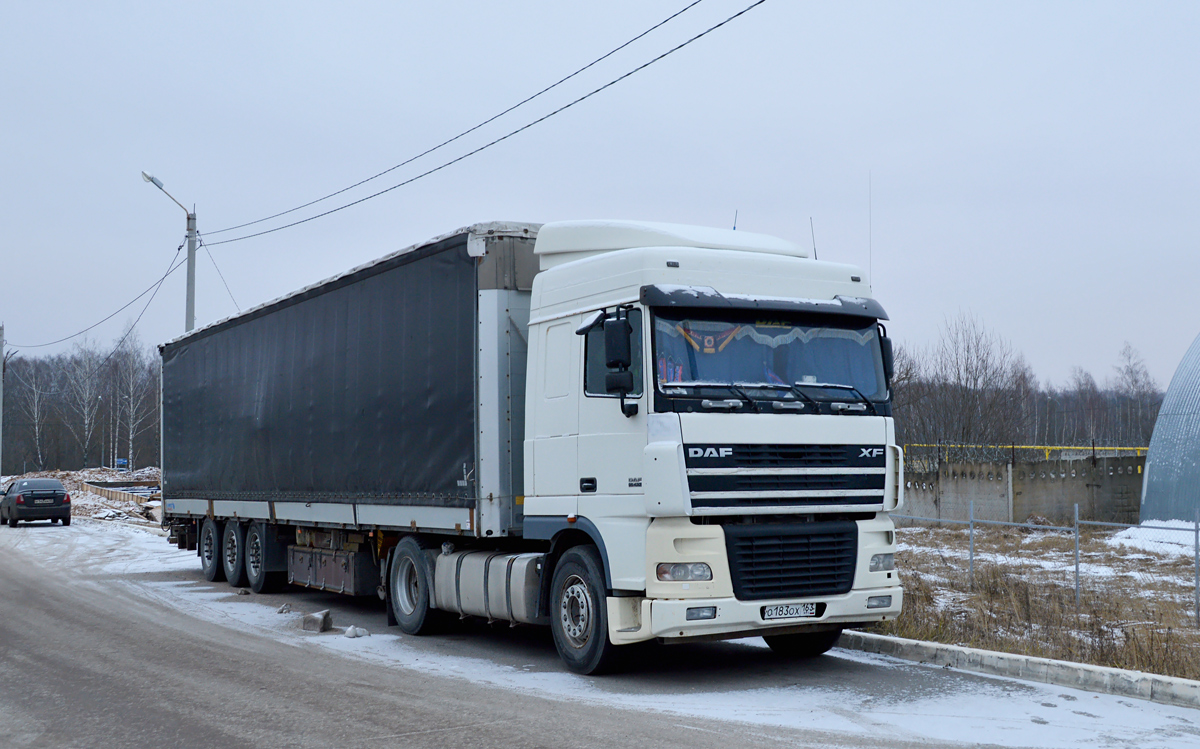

[199,518,226,583]
[550,546,619,675]
[389,537,445,635]
[763,627,843,658]
[245,522,283,594]
[222,521,248,588]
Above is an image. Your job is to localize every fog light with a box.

[686,606,717,621]
[869,553,894,572]
[656,562,712,582]
[866,595,892,609]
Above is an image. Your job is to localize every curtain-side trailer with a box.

[161,220,904,674]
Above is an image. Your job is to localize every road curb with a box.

[838,630,1200,710]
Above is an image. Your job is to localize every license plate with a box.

[33,499,53,505]
[762,603,817,620]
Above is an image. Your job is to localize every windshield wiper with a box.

[794,382,878,415]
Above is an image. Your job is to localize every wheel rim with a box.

[559,574,592,649]
[394,556,419,616]
[202,528,216,567]
[246,531,263,579]
[224,530,238,570]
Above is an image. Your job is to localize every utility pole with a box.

[142,172,197,332]
[186,211,196,331]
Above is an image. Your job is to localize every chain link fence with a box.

[881,504,1200,679]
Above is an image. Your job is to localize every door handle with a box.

[580,478,597,493]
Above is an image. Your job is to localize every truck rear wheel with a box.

[389,537,445,635]
[763,627,843,658]
[199,518,226,583]
[550,546,619,675]
[245,522,283,594]
[222,521,248,587]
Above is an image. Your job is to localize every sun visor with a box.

[639,284,888,321]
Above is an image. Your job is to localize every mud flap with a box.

[384,547,397,627]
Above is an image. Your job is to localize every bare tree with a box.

[113,328,157,471]
[895,313,1034,446]
[57,339,105,467]
[10,357,56,470]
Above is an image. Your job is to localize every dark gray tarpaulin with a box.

[161,235,477,507]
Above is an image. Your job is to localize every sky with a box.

[1,1,1197,388]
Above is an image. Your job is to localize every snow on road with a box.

[5,518,1200,748]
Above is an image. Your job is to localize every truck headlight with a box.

[656,562,712,582]
[867,595,893,609]
[869,553,894,572]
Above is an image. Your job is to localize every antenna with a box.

[868,171,873,288]
[809,217,818,260]
[732,210,738,231]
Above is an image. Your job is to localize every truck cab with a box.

[522,220,903,670]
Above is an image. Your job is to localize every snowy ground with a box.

[3,516,1199,748]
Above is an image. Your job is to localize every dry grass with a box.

[866,524,1200,680]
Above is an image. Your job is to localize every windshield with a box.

[653,310,887,401]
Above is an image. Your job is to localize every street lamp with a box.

[142,171,197,332]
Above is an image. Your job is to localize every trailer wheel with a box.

[199,518,226,582]
[763,627,843,658]
[222,521,248,588]
[550,546,619,675]
[245,522,283,594]
[389,537,445,635]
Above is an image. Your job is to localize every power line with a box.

[6,247,186,395]
[205,0,708,237]
[7,237,188,349]
[207,0,769,247]
[198,233,240,311]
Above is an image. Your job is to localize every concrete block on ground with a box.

[838,630,1200,709]
[302,609,332,632]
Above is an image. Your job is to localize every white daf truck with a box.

[161,219,903,674]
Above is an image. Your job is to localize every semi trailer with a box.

[160,219,904,674]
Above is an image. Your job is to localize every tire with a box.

[8,514,17,528]
[550,545,620,675]
[388,536,446,635]
[62,516,70,527]
[763,627,844,658]
[222,521,248,588]
[245,522,283,594]
[199,518,226,583]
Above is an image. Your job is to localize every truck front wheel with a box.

[199,518,226,582]
[389,537,445,635]
[550,546,619,675]
[763,627,843,658]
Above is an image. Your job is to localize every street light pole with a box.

[142,172,197,332]
[185,212,196,332]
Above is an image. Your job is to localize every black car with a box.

[1,478,71,527]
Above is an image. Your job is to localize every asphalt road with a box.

[1,520,1197,749]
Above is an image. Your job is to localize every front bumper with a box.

[608,585,903,644]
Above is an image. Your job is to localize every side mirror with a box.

[606,370,634,395]
[604,316,632,370]
[880,336,894,382]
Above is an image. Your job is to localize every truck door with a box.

[577,308,646,507]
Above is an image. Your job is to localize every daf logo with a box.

[689,447,733,458]
[860,448,885,458]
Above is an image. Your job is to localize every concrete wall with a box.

[902,456,1144,524]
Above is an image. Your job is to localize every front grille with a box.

[683,444,886,469]
[688,473,883,493]
[723,520,857,601]
[694,494,881,509]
